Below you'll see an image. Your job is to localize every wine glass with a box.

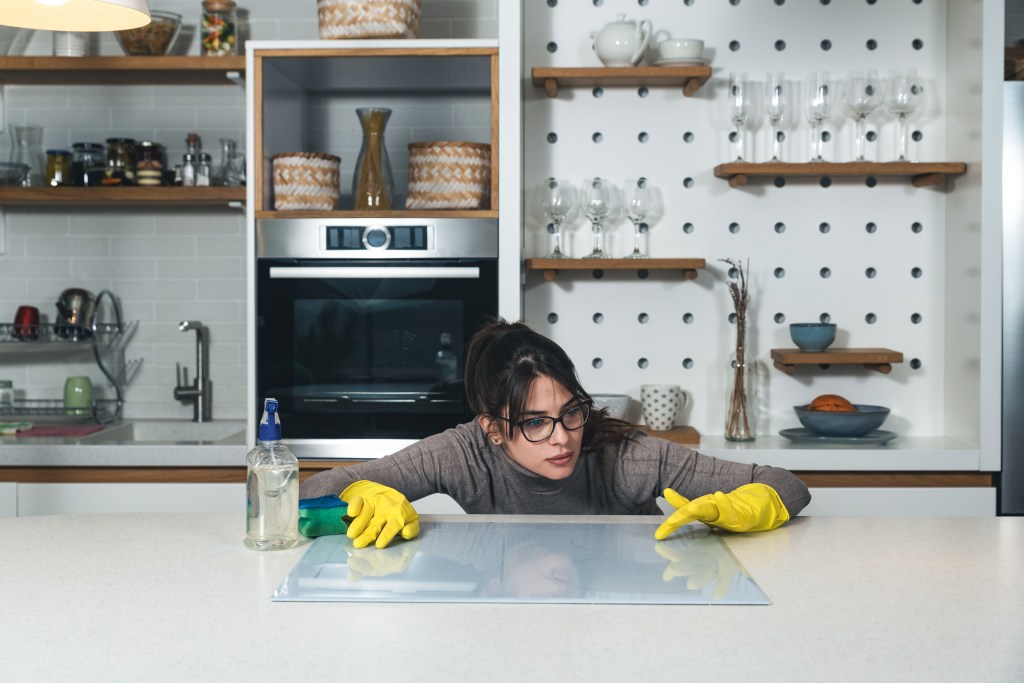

[764,72,786,161]
[842,69,882,161]
[538,178,576,259]
[728,73,750,161]
[886,68,923,161]
[580,178,616,259]
[623,178,653,259]
[805,71,831,162]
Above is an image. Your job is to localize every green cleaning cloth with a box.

[298,495,349,537]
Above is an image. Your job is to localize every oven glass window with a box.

[256,259,496,439]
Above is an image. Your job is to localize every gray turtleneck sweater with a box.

[299,421,812,518]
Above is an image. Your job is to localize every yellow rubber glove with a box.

[655,540,748,600]
[341,480,420,549]
[654,482,791,540]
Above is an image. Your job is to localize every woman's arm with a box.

[614,434,812,518]
[298,421,488,505]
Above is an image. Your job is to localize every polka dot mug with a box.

[640,384,684,431]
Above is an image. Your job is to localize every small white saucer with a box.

[653,57,710,67]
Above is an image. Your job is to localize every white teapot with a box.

[591,14,653,67]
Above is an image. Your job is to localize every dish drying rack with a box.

[0,290,142,424]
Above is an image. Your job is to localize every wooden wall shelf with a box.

[531,66,712,98]
[255,208,497,220]
[633,425,700,445]
[771,348,904,375]
[713,161,967,188]
[525,257,706,281]
[0,187,245,206]
[0,56,246,85]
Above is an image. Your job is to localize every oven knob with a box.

[362,226,391,250]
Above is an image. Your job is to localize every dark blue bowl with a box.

[789,323,837,352]
[794,404,890,437]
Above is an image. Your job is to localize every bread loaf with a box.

[809,394,858,412]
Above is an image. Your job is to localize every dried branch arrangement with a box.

[721,257,754,441]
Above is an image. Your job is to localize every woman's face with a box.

[483,374,585,480]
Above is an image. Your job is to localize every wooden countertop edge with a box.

[0,466,994,488]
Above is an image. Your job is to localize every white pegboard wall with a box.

[523,0,953,437]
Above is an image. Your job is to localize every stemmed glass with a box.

[805,71,831,162]
[623,178,653,259]
[581,178,616,259]
[842,69,882,161]
[764,72,786,161]
[885,68,923,161]
[728,73,750,161]
[538,178,576,259]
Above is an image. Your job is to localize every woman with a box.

[300,318,811,549]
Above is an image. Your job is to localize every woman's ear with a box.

[477,415,503,445]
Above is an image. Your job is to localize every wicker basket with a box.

[272,152,340,211]
[317,0,421,39]
[406,141,491,210]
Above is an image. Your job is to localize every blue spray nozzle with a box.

[258,397,282,441]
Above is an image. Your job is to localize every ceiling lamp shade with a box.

[0,0,151,32]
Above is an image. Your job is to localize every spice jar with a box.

[201,0,237,56]
[105,137,136,185]
[45,149,72,187]
[135,141,166,186]
[71,142,104,186]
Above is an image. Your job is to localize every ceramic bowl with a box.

[789,322,837,352]
[591,394,630,421]
[657,38,704,60]
[793,404,890,437]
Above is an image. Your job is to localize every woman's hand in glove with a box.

[654,483,791,540]
[341,480,420,549]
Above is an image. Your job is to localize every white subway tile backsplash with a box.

[2,0,498,420]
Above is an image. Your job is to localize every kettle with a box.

[55,287,97,340]
[591,14,653,67]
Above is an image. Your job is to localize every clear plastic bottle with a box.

[434,332,458,382]
[244,397,301,551]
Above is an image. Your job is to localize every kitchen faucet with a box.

[174,320,212,422]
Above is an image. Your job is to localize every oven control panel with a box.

[325,224,432,252]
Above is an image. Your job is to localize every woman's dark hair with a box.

[464,317,633,449]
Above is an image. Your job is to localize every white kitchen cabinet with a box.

[16,483,243,517]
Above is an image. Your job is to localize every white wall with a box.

[0,0,498,421]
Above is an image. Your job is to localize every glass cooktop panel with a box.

[272,521,770,605]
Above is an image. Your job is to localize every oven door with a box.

[256,258,496,442]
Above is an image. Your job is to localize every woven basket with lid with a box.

[272,152,340,211]
[405,141,491,210]
[317,0,421,39]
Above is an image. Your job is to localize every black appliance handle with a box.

[269,266,481,280]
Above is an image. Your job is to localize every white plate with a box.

[653,57,710,67]
[778,428,898,446]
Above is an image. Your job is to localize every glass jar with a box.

[105,137,136,185]
[71,142,104,186]
[0,379,14,408]
[135,141,165,186]
[201,0,237,56]
[45,149,72,187]
[197,152,212,186]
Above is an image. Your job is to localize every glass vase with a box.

[10,124,45,187]
[724,325,757,442]
[352,107,394,210]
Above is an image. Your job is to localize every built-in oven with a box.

[255,218,498,458]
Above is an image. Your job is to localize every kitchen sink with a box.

[82,419,247,445]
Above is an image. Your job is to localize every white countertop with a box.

[1,514,1021,681]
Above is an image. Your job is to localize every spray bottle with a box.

[244,398,301,550]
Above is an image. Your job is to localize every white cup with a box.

[641,384,685,431]
[53,31,91,57]
[657,38,704,60]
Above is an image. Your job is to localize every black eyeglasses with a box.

[497,402,591,443]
